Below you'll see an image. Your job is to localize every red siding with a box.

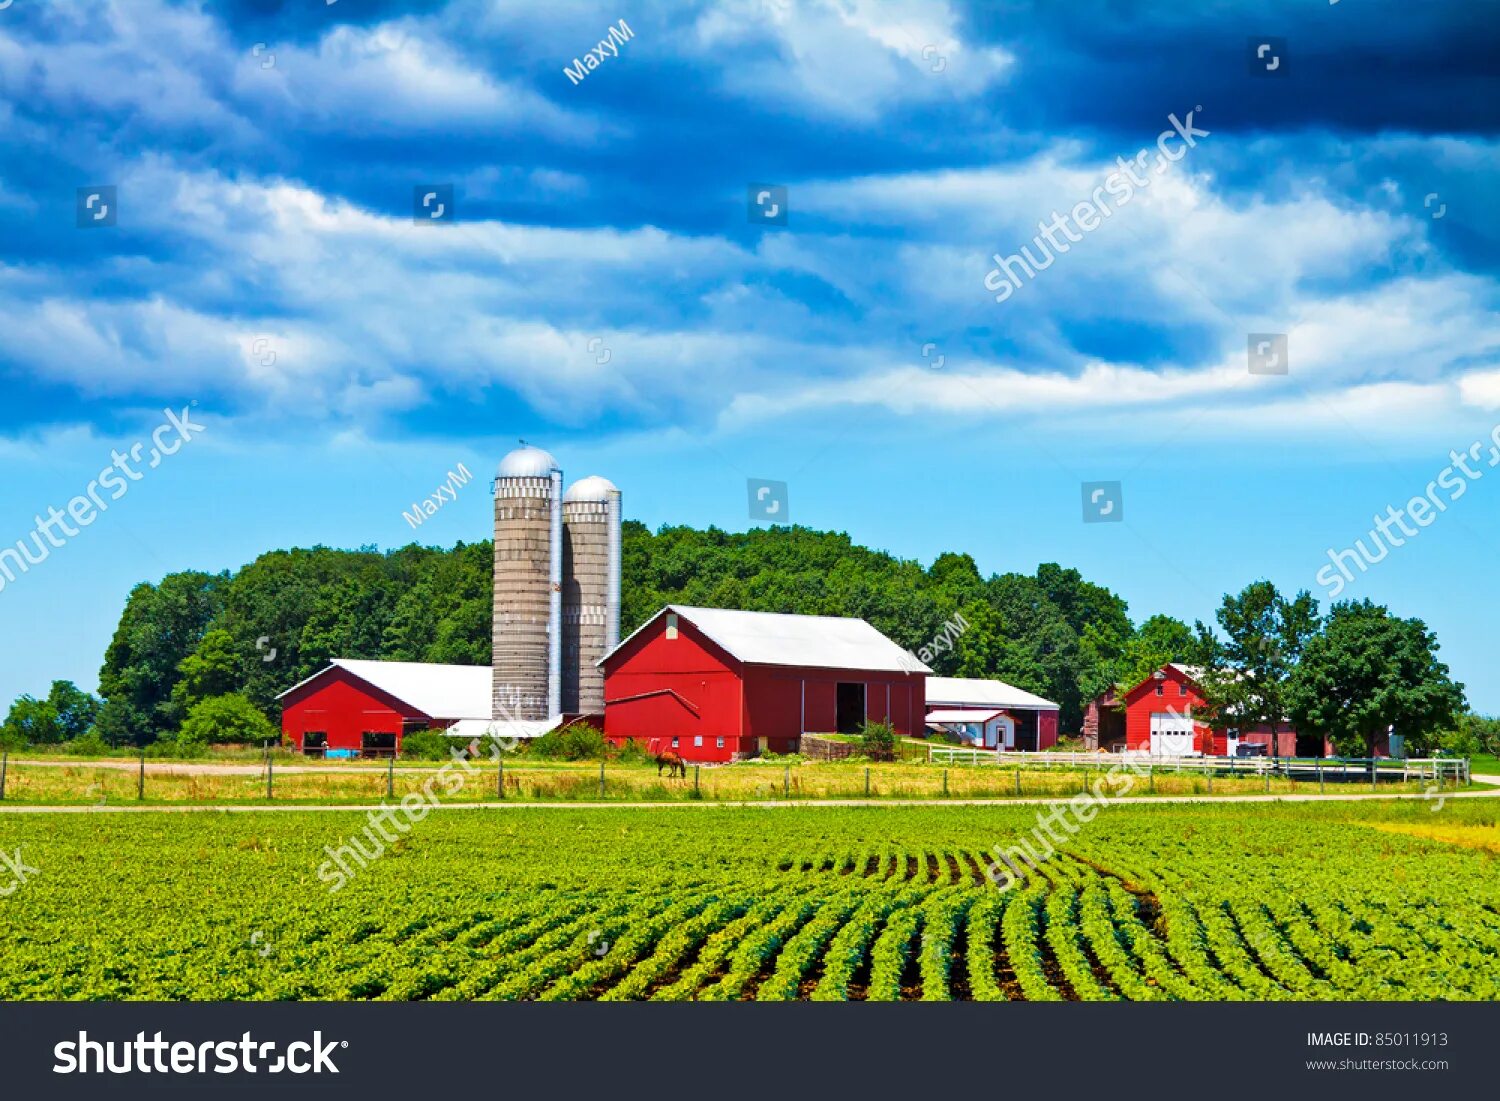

[279,667,435,753]
[1122,666,1213,753]
[1037,710,1059,750]
[1118,665,1317,755]
[601,611,926,762]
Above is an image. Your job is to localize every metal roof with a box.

[497,445,560,479]
[276,659,494,720]
[924,676,1058,711]
[926,708,1009,724]
[444,717,554,740]
[599,605,931,674]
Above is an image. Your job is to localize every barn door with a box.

[1149,713,1196,756]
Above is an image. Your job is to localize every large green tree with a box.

[1196,581,1321,758]
[1286,599,1465,756]
[98,571,226,743]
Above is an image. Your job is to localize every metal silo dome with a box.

[563,475,619,503]
[497,445,560,479]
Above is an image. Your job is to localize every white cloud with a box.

[1458,369,1500,409]
[692,0,1011,120]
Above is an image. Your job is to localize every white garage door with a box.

[1150,713,1197,756]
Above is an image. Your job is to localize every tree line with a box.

[1,523,1490,757]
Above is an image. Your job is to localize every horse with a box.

[655,750,688,779]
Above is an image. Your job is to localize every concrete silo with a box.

[493,445,563,721]
[561,476,621,715]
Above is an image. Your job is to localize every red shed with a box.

[599,606,930,762]
[277,659,493,757]
[1109,663,1329,757]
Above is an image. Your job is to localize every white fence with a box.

[925,746,1470,784]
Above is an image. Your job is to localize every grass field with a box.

[0,756,1463,805]
[0,800,1496,1000]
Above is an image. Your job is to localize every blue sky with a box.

[1,0,1498,713]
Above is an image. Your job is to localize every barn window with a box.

[671,737,679,748]
[694,735,703,747]
[716,737,725,749]
[666,612,679,640]
[1178,682,1188,696]
[1155,684,1164,697]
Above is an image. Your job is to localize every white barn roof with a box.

[601,605,931,674]
[277,659,494,720]
[924,676,1058,712]
[927,708,1008,724]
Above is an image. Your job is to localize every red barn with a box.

[277,659,494,757]
[1101,663,1329,756]
[599,606,930,762]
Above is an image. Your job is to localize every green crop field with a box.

[0,801,1496,1001]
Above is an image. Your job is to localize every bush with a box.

[179,694,277,746]
[859,720,898,762]
[145,736,207,759]
[610,737,653,764]
[61,730,112,757]
[529,723,607,760]
[399,729,453,761]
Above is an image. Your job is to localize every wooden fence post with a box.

[783,764,790,799]
[599,758,606,798]
[138,748,146,801]
[865,768,870,798]
[1014,766,1021,796]
[694,765,701,796]
[1149,764,1154,794]
[266,753,273,801]
[0,751,7,800]
[1318,762,1324,793]
[387,755,394,798]
[942,769,948,798]
[497,755,504,799]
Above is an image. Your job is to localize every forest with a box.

[2,522,1488,756]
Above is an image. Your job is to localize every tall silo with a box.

[493,445,563,721]
[561,475,621,715]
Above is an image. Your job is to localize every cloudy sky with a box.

[1,0,1498,712]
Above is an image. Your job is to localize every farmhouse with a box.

[599,605,930,761]
[1084,663,1340,757]
[923,676,1060,750]
[277,659,547,757]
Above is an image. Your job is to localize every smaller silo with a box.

[561,475,621,715]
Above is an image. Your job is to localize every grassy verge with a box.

[0,757,1479,806]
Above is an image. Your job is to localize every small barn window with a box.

[1155,683,1164,697]
[716,737,725,749]
[694,735,703,747]
[666,612,679,640]
[671,737,679,748]
[1178,681,1188,696]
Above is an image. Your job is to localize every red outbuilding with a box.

[1095,663,1343,757]
[277,659,493,757]
[599,606,930,762]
